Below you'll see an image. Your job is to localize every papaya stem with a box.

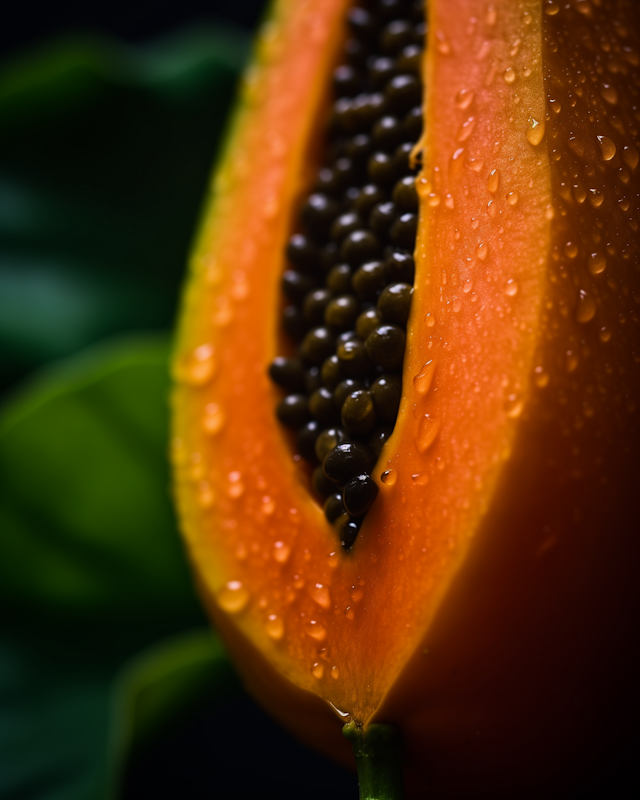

[343,721,406,800]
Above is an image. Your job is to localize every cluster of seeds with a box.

[269,0,425,550]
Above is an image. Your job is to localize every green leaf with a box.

[0,26,250,389]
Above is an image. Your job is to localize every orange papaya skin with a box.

[172,0,640,796]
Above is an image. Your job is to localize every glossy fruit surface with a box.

[172,1,640,796]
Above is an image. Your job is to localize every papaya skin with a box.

[172,0,640,796]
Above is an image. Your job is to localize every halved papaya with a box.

[172,0,640,796]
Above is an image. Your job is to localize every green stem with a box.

[343,721,406,800]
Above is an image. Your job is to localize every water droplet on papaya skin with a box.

[506,190,519,206]
[273,541,291,563]
[311,662,324,679]
[487,168,500,193]
[175,343,216,386]
[526,118,545,146]
[416,416,441,454]
[505,279,518,296]
[218,581,249,613]
[597,135,616,161]
[534,366,550,388]
[306,620,327,641]
[330,666,340,680]
[576,290,597,323]
[413,361,436,395]
[455,88,475,110]
[265,614,284,641]
[623,145,639,170]
[381,469,397,486]
[310,583,331,610]
[587,252,607,275]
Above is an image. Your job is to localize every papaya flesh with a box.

[172,0,640,796]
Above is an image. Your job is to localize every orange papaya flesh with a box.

[172,0,640,795]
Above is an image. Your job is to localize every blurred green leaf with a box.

[0,26,250,390]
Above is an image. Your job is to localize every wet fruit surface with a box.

[172,1,640,796]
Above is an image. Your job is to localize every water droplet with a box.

[435,30,451,55]
[311,662,324,679]
[445,193,455,209]
[197,481,216,508]
[381,469,397,485]
[576,289,597,323]
[175,343,216,386]
[623,145,639,170]
[463,279,473,293]
[327,551,339,569]
[427,192,441,207]
[526,118,545,146]
[330,666,340,680]
[411,472,429,486]
[587,252,606,275]
[486,168,500,193]
[601,84,618,104]
[544,1,559,15]
[265,614,284,641]
[534,366,550,388]
[261,495,276,515]
[503,67,516,84]
[350,586,364,603]
[273,541,291,563]
[573,183,587,204]
[345,607,355,620]
[564,241,579,258]
[227,470,245,498]
[306,620,327,641]
[310,583,331,610]
[413,360,436,395]
[505,394,524,419]
[588,188,604,208]
[506,190,519,206]
[599,327,612,342]
[476,242,489,261]
[416,416,441,455]
[597,135,616,161]
[566,351,579,373]
[457,116,476,142]
[505,278,518,296]
[425,312,436,328]
[218,581,249,613]
[202,403,225,435]
[455,88,475,110]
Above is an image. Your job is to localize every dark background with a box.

[1,1,267,63]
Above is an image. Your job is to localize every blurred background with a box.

[0,2,357,798]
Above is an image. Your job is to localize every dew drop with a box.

[218,581,249,614]
[601,84,618,105]
[345,607,355,621]
[227,471,245,498]
[486,168,500,193]
[457,116,477,142]
[526,118,545,146]
[599,327,612,342]
[455,88,475,110]
[427,193,441,207]
[311,662,324,679]
[327,551,339,569]
[623,145,639,170]
[588,188,604,208]
[506,190,519,206]
[534,366,550,388]
[505,278,518,296]
[381,469,397,485]
[413,360,436,395]
[566,351,579,373]
[503,67,516,84]
[411,472,429,486]
[544,1,559,13]
[175,343,216,386]
[597,135,616,161]
[202,403,225,435]
[261,495,276,515]
[564,241,579,259]
[573,183,587,204]
[436,30,451,54]
[265,614,284,641]
[505,394,524,419]
[350,586,364,603]
[306,620,327,641]
[476,242,489,260]
[310,583,331,610]
[273,541,291,563]
[416,416,441,455]
[576,289,596,323]
[587,252,606,275]
[330,666,340,680]
[425,312,436,328]
[463,279,473,293]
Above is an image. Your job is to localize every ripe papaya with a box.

[171,0,640,796]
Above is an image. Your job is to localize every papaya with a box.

[171,0,640,797]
